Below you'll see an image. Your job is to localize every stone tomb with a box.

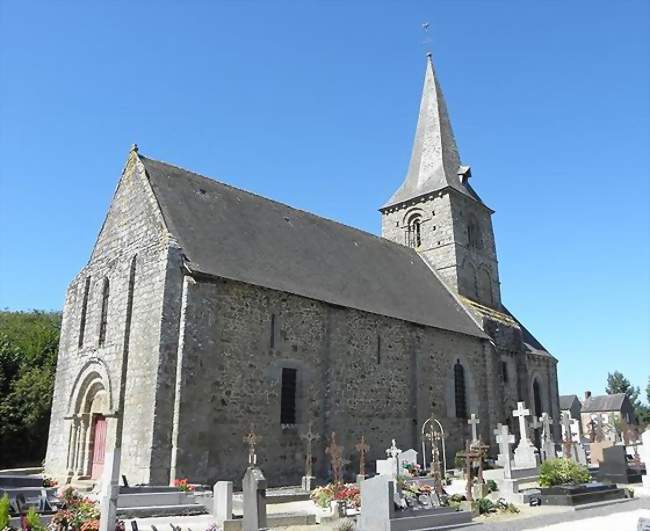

[597,446,643,484]
[0,475,60,516]
[358,475,472,531]
[242,467,267,531]
[539,482,626,506]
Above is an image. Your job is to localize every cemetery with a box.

[1,400,648,531]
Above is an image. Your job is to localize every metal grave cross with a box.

[512,401,531,443]
[300,421,319,477]
[243,424,260,466]
[468,413,480,444]
[386,439,402,459]
[325,432,344,483]
[355,434,370,476]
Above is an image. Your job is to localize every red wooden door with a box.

[91,415,107,480]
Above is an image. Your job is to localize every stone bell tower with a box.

[380,54,501,308]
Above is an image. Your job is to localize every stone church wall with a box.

[45,156,172,485]
[170,275,493,487]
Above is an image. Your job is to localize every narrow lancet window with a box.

[533,379,542,416]
[98,278,110,346]
[78,277,91,348]
[280,368,297,424]
[454,360,467,418]
[270,314,276,349]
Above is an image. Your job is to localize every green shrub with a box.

[474,497,495,515]
[486,479,498,492]
[25,506,46,531]
[539,458,590,487]
[0,493,11,529]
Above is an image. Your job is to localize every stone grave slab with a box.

[0,475,44,489]
[358,475,472,531]
[397,449,418,474]
[539,482,627,506]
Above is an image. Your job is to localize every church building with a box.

[45,55,560,486]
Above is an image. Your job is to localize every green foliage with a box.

[0,494,10,530]
[539,458,590,487]
[25,506,46,531]
[646,376,650,404]
[0,310,61,467]
[474,497,495,515]
[486,479,498,493]
[605,370,649,427]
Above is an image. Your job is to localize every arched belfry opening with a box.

[65,359,113,480]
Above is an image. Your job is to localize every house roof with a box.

[139,155,488,339]
[559,395,580,410]
[582,393,627,413]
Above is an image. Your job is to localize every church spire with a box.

[383,54,476,209]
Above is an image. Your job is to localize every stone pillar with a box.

[76,414,90,477]
[242,467,267,531]
[213,481,233,526]
[66,417,79,480]
[71,417,82,477]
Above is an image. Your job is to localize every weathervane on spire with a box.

[421,21,432,56]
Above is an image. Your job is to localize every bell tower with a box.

[380,54,501,308]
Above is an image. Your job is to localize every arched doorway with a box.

[66,360,113,481]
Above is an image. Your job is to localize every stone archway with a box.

[65,359,113,481]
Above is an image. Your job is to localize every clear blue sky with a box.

[1,1,648,399]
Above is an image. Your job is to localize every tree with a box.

[605,371,649,428]
[0,310,61,467]
[646,375,650,405]
[606,371,640,405]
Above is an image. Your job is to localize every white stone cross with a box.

[468,413,480,444]
[386,439,402,459]
[496,424,515,477]
[493,422,503,442]
[512,402,531,443]
[561,411,572,440]
[540,413,553,441]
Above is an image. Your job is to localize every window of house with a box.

[454,360,467,418]
[280,368,297,424]
[78,277,91,348]
[98,278,110,346]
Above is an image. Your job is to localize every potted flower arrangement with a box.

[173,478,195,492]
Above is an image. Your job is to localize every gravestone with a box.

[213,481,232,526]
[512,402,540,469]
[398,449,418,474]
[598,445,642,484]
[496,424,514,477]
[376,458,397,479]
[640,429,650,490]
[358,475,472,531]
[590,439,614,465]
[242,467,267,531]
[540,413,555,462]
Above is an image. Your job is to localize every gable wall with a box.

[45,155,172,484]
[169,276,493,487]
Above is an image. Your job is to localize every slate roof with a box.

[382,55,484,210]
[582,393,627,412]
[139,155,487,339]
[559,395,579,410]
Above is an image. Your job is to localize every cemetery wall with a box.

[45,155,172,485]
[170,275,494,487]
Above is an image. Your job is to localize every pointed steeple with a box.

[383,54,478,209]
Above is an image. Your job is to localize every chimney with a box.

[584,390,592,400]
